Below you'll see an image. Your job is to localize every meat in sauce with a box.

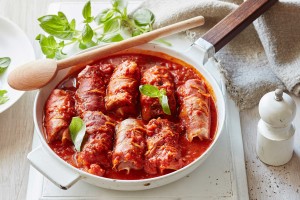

[112,118,146,172]
[45,54,217,180]
[145,118,183,174]
[75,65,106,116]
[177,79,211,141]
[140,65,177,121]
[105,61,140,118]
[77,111,115,176]
[44,89,75,143]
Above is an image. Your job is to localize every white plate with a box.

[0,16,35,113]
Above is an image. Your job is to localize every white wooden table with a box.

[1,0,300,200]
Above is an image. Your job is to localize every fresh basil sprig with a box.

[35,34,66,59]
[0,90,9,105]
[36,0,157,59]
[139,84,171,115]
[69,117,86,151]
[0,57,11,74]
[38,12,75,40]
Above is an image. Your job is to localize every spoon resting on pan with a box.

[8,16,205,91]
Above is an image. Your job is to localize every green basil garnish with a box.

[69,117,86,151]
[38,12,75,40]
[81,23,94,44]
[139,84,171,115]
[139,84,161,97]
[36,0,160,59]
[132,8,155,26]
[0,90,9,105]
[0,57,11,105]
[159,94,171,115]
[0,57,11,74]
[82,1,93,23]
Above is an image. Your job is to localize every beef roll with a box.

[75,65,106,116]
[77,111,115,176]
[112,118,146,173]
[177,79,211,142]
[144,118,183,174]
[105,61,140,118]
[44,89,75,143]
[140,66,177,121]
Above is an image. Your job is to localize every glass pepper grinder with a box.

[256,88,296,166]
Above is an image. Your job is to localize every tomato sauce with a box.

[47,53,218,180]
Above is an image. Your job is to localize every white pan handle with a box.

[27,145,81,190]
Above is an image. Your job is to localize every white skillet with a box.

[27,0,277,191]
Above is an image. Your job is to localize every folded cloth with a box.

[253,1,300,97]
[137,0,300,109]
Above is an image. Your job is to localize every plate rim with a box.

[0,15,36,113]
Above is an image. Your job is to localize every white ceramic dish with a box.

[0,16,35,113]
[28,43,226,191]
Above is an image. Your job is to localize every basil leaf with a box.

[94,9,114,24]
[36,34,59,58]
[133,8,155,26]
[159,94,171,115]
[0,90,9,105]
[70,19,76,31]
[0,57,11,74]
[82,24,94,44]
[140,85,171,115]
[160,88,166,96]
[0,90,7,96]
[69,117,86,152]
[38,12,74,40]
[100,33,123,43]
[79,40,97,50]
[57,12,69,23]
[132,29,142,37]
[112,0,127,11]
[82,1,92,21]
[59,41,65,48]
[103,18,120,33]
[139,84,161,97]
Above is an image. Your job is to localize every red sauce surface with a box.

[46,53,218,180]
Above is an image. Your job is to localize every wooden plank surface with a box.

[0,0,300,200]
[0,1,46,200]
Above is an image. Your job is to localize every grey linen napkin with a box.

[137,0,300,109]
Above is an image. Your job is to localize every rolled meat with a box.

[105,61,140,118]
[77,111,115,176]
[44,89,75,143]
[112,119,146,173]
[144,118,183,174]
[177,79,211,142]
[75,65,106,116]
[140,66,177,121]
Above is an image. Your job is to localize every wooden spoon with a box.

[8,16,205,91]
